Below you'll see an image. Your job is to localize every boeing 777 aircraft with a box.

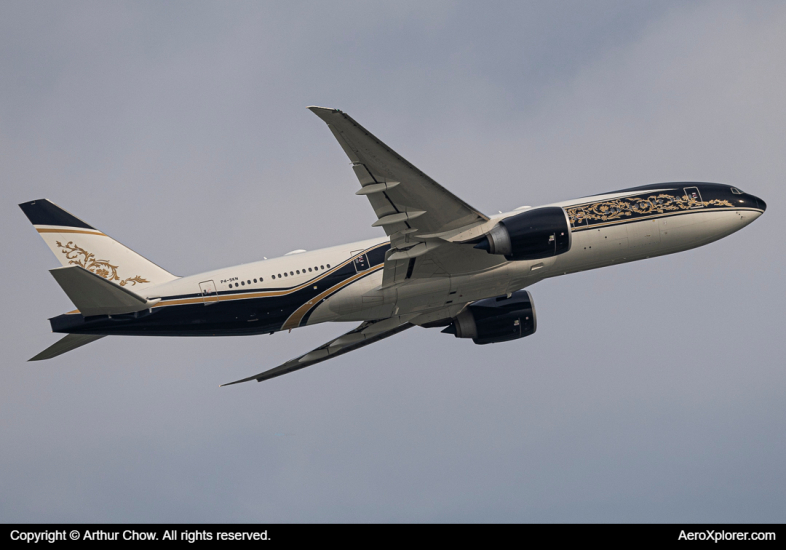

[20,107,766,385]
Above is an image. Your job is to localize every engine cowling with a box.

[474,206,571,261]
[442,290,537,345]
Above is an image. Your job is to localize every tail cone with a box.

[473,237,491,252]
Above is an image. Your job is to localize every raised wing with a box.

[308,107,488,237]
[221,317,414,386]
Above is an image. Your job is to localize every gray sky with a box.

[2,1,784,522]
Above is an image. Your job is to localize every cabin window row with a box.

[227,264,331,288]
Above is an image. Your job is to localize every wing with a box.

[308,107,489,238]
[221,318,414,386]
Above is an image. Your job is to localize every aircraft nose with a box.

[738,192,766,213]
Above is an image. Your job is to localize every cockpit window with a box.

[730,187,743,194]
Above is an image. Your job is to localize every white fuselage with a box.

[137,188,762,330]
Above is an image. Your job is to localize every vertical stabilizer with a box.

[20,199,178,289]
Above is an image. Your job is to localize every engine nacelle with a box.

[442,290,537,345]
[474,206,571,261]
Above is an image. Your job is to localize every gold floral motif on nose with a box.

[567,194,734,226]
[55,241,149,286]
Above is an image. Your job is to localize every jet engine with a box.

[474,206,571,261]
[442,290,537,345]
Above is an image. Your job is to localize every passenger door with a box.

[350,250,370,272]
[199,280,218,305]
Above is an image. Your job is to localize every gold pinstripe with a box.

[152,243,387,308]
[36,228,106,236]
[65,269,349,313]
[59,243,389,318]
[281,264,383,330]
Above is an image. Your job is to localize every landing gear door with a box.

[351,250,370,272]
[199,280,218,305]
[684,186,704,208]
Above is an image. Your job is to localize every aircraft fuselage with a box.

[48,182,765,338]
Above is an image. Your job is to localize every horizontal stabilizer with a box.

[29,334,105,361]
[50,265,160,316]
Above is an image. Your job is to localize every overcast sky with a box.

[2,1,785,522]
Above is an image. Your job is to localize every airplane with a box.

[20,106,767,386]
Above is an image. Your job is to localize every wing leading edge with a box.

[308,107,488,237]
